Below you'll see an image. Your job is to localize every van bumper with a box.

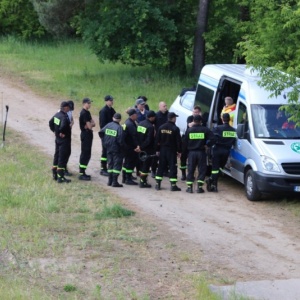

[255,171,300,193]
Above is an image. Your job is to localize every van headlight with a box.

[261,156,281,173]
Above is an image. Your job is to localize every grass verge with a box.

[0,36,195,116]
[0,129,225,299]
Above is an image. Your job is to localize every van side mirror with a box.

[237,124,245,139]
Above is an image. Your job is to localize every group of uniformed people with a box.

[49,95,237,193]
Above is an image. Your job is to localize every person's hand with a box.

[134,146,141,153]
[177,152,181,158]
[156,151,160,157]
[59,133,65,138]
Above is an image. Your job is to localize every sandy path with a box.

[1,75,300,283]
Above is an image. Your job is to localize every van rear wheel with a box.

[245,169,261,201]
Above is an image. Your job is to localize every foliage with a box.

[0,0,45,39]
[238,0,300,125]
[204,0,249,64]
[80,0,195,74]
[31,0,83,38]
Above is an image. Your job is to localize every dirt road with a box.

[1,75,300,285]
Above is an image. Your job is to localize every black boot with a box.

[122,170,126,183]
[211,180,218,192]
[125,173,138,185]
[171,183,181,191]
[79,173,91,181]
[155,180,161,191]
[181,169,186,181]
[206,178,212,192]
[107,173,113,186]
[196,183,205,193]
[57,169,71,183]
[64,167,72,176]
[100,162,109,176]
[186,184,193,193]
[112,174,123,187]
[140,175,151,188]
[52,167,57,181]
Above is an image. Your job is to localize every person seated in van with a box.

[180,105,202,181]
[221,96,236,126]
[266,109,286,134]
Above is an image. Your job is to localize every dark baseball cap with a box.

[113,113,122,120]
[127,108,137,116]
[104,95,114,101]
[193,115,202,122]
[137,95,148,102]
[168,112,179,119]
[147,110,156,118]
[136,98,145,106]
[60,101,70,108]
[67,100,74,110]
[82,98,92,104]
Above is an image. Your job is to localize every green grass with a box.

[0,129,225,299]
[0,36,195,116]
[1,37,296,299]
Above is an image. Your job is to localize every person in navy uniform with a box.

[99,95,116,176]
[78,98,95,180]
[155,112,182,191]
[49,101,72,183]
[99,113,124,187]
[206,113,236,192]
[184,115,215,193]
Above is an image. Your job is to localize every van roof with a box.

[201,64,291,105]
[202,64,258,81]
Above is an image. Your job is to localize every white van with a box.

[170,64,300,200]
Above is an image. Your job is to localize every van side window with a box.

[180,92,195,111]
[195,85,214,117]
[237,102,247,128]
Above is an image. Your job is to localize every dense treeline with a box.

[0,0,299,121]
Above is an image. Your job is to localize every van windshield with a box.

[251,104,300,139]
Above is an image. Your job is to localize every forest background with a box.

[0,0,299,119]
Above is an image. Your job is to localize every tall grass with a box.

[0,36,195,115]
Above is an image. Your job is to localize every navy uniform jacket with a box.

[156,121,182,153]
[99,105,116,129]
[123,118,139,150]
[79,109,92,132]
[185,124,215,151]
[137,119,155,153]
[49,110,71,139]
[155,110,168,131]
[213,123,236,149]
[100,121,124,153]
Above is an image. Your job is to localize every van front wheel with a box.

[245,169,261,201]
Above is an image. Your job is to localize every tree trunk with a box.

[192,0,209,77]
[168,40,187,75]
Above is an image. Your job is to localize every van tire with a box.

[245,169,261,201]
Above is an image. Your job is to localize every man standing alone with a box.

[79,98,95,180]
[99,95,116,176]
